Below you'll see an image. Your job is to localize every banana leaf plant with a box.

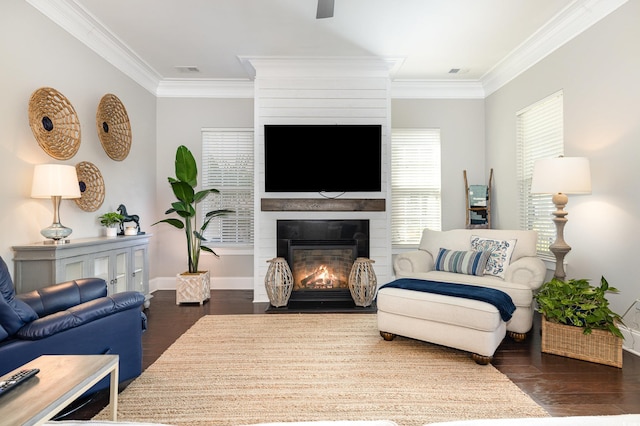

[153,145,232,273]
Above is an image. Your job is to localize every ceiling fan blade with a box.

[316,0,334,19]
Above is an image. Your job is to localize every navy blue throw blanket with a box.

[380,278,516,322]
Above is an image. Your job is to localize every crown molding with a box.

[25,0,162,94]
[156,79,255,98]
[239,56,405,79]
[481,0,628,96]
[30,0,626,99]
[390,80,485,99]
[157,78,487,99]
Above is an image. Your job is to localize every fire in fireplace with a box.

[300,264,335,289]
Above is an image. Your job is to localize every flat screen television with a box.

[264,124,382,193]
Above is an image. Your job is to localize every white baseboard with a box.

[253,294,269,304]
[620,324,640,356]
[150,276,253,292]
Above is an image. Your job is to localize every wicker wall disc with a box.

[28,87,81,160]
[74,161,105,212]
[96,93,132,161]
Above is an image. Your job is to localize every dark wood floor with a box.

[64,290,640,420]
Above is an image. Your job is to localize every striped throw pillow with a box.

[434,248,491,276]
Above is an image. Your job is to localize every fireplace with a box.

[276,219,369,308]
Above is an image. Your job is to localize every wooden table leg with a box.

[109,364,119,421]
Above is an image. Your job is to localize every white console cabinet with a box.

[12,235,151,306]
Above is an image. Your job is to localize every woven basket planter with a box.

[176,270,210,305]
[541,316,623,368]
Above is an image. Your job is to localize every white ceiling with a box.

[29,0,626,97]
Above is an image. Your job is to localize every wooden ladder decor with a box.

[464,168,493,229]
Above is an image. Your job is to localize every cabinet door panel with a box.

[93,255,111,283]
[131,246,148,294]
[63,261,84,281]
[113,251,128,294]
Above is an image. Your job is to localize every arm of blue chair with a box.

[17,278,108,317]
[15,291,145,340]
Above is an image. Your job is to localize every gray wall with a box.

[485,0,640,315]
[0,1,156,274]
[391,99,486,231]
[4,0,637,317]
[151,95,485,291]
[154,97,254,285]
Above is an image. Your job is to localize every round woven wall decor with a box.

[28,87,81,160]
[96,93,132,161]
[74,161,105,212]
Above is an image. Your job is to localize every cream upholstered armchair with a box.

[393,228,546,340]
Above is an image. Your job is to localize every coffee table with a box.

[0,354,119,425]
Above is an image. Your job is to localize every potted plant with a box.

[153,145,232,304]
[534,276,624,367]
[99,212,124,237]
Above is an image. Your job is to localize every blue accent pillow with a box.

[0,256,38,337]
[434,248,491,276]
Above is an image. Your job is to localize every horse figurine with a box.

[117,204,142,235]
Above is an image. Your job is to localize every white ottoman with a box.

[377,286,507,364]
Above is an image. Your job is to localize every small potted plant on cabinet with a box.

[99,212,124,237]
[153,145,232,305]
[534,276,624,367]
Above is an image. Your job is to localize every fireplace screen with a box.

[289,242,357,291]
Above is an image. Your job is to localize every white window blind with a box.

[201,128,254,245]
[516,91,563,258]
[391,128,442,245]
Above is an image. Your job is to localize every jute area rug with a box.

[94,314,548,426]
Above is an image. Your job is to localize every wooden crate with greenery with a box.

[541,316,622,367]
[535,276,624,368]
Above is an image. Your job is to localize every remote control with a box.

[0,368,40,397]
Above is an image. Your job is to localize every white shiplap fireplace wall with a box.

[247,57,397,303]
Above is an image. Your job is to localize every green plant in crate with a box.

[534,276,624,338]
[152,145,232,273]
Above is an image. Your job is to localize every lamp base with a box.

[41,222,73,243]
[550,192,570,280]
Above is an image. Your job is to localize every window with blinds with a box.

[201,128,254,245]
[391,128,442,246]
[516,91,563,258]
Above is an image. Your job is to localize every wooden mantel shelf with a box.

[261,198,385,212]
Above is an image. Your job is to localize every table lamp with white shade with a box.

[530,156,592,280]
[31,164,81,244]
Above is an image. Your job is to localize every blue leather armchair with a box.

[0,256,146,392]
